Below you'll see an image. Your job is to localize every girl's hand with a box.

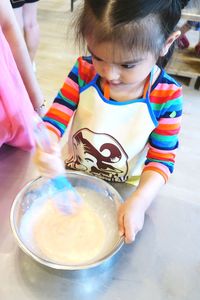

[118,196,145,244]
[33,143,65,178]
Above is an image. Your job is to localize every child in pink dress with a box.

[0,27,35,151]
[0,0,43,150]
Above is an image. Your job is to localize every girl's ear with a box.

[160,30,181,56]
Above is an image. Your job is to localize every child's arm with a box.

[119,83,183,243]
[34,57,95,175]
[0,0,44,113]
[118,170,165,243]
[43,57,95,139]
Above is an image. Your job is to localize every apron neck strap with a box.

[142,67,155,98]
[142,76,150,98]
[103,81,110,99]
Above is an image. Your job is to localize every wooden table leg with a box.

[71,0,74,12]
[194,76,200,90]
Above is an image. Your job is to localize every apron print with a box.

[65,128,129,182]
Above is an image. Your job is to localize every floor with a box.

[36,0,200,203]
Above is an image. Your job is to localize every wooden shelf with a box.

[182,8,200,21]
[167,3,200,87]
[166,49,200,79]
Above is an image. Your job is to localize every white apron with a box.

[64,72,158,183]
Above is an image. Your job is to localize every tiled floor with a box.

[36,0,200,203]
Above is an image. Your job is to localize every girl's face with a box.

[86,37,158,99]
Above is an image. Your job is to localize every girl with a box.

[36,0,189,243]
[0,0,43,150]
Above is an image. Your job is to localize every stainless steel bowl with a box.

[10,171,124,270]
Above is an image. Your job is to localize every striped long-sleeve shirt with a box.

[44,56,182,183]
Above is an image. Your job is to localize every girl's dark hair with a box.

[75,0,191,67]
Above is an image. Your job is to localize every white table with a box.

[1,145,200,300]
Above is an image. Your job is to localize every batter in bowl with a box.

[34,200,106,264]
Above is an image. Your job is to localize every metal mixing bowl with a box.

[10,171,124,270]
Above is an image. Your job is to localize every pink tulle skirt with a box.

[0,27,35,151]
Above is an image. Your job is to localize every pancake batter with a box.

[34,200,106,264]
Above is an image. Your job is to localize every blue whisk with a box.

[32,114,82,213]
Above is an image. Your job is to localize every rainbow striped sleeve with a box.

[43,56,96,138]
[143,72,183,182]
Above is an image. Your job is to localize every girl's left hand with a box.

[118,196,145,244]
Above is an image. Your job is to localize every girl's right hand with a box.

[33,143,66,178]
